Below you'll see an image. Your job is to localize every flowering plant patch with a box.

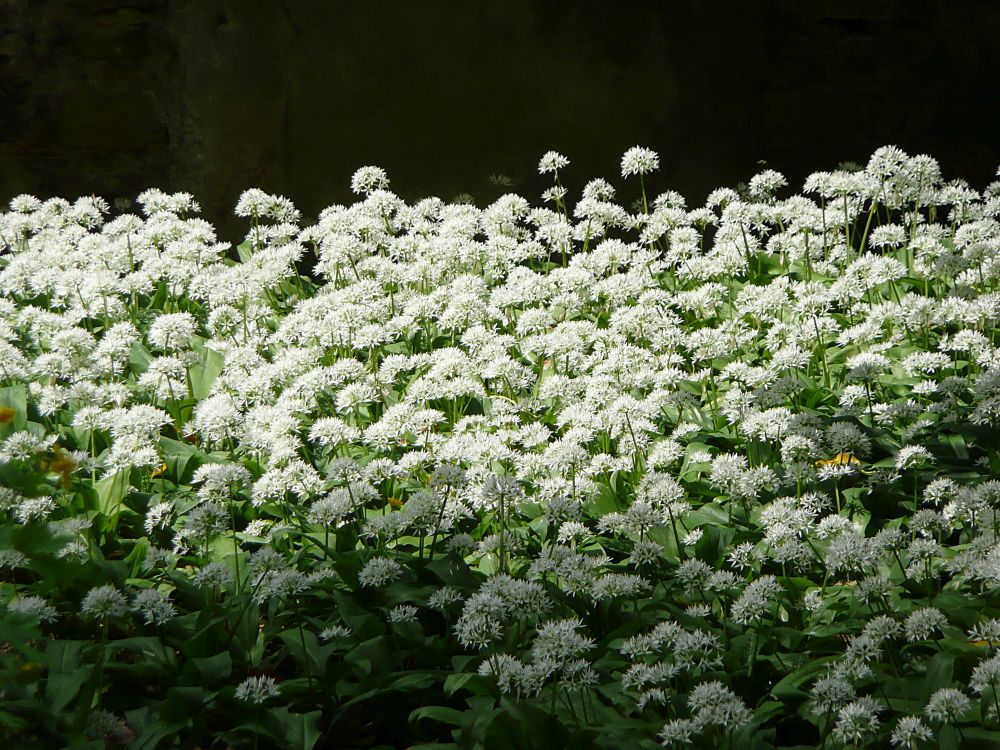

[2,146,1000,748]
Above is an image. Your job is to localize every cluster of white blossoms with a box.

[4,145,1000,747]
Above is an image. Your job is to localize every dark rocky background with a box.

[2,0,999,239]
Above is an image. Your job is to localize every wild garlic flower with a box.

[748,169,788,199]
[592,573,650,601]
[191,561,233,589]
[350,166,390,196]
[358,557,404,588]
[144,501,174,535]
[192,462,251,499]
[895,444,933,471]
[730,575,783,625]
[176,502,229,543]
[687,680,751,729]
[808,674,856,715]
[832,696,883,745]
[538,151,570,175]
[890,715,934,747]
[658,718,700,747]
[924,688,971,724]
[234,675,281,704]
[131,588,176,626]
[147,312,197,352]
[6,595,58,622]
[846,351,891,382]
[621,147,660,177]
[904,607,947,643]
[80,585,129,619]
[0,431,47,462]
[387,605,419,624]
[970,652,1000,699]
[15,495,56,524]
[968,618,1000,644]
[0,548,27,571]
[307,491,354,527]
[319,624,352,641]
[531,618,594,665]
[427,586,463,611]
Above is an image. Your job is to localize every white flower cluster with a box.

[4,143,1000,746]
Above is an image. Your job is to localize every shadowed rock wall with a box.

[2,0,999,239]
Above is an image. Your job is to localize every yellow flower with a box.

[815,452,860,468]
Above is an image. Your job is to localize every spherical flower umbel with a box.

[538,151,570,175]
[895,445,933,471]
[686,680,751,730]
[659,718,699,746]
[748,169,788,199]
[428,586,464,611]
[351,166,390,195]
[924,688,971,724]
[234,675,281,704]
[319,624,352,641]
[387,604,419,624]
[904,606,947,643]
[621,146,660,177]
[6,595,59,622]
[846,351,891,382]
[890,715,934,747]
[131,588,177,626]
[191,561,234,589]
[147,312,197,352]
[358,557,404,588]
[80,585,129,619]
[832,696,883,745]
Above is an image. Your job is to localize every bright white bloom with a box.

[351,166,390,195]
[904,607,947,642]
[235,675,281,703]
[924,688,971,724]
[832,696,883,745]
[895,444,933,471]
[6,595,58,622]
[621,146,660,177]
[538,151,570,175]
[131,588,176,625]
[358,557,404,588]
[80,585,128,619]
[147,312,197,351]
[890,715,933,746]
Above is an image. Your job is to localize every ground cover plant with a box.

[2,146,1000,749]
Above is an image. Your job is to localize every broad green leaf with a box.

[128,720,184,750]
[192,650,233,685]
[922,650,955,701]
[270,707,322,750]
[938,723,961,750]
[95,470,131,532]
[43,640,89,713]
[444,671,492,697]
[128,340,153,374]
[158,435,210,483]
[190,346,225,400]
[410,705,465,727]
